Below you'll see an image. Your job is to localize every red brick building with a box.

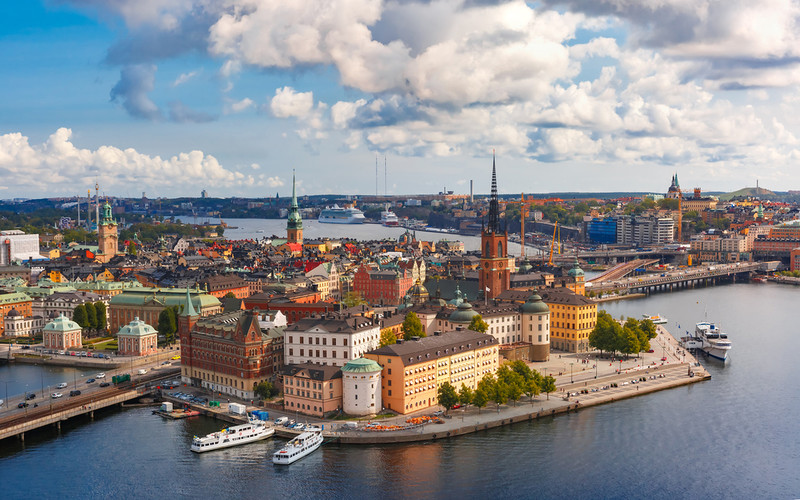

[198,274,251,300]
[179,293,283,399]
[480,156,510,300]
[243,292,334,325]
[352,265,413,305]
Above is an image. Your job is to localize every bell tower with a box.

[287,170,303,245]
[96,201,118,263]
[480,153,509,299]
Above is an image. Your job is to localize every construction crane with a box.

[499,193,536,259]
[547,221,561,266]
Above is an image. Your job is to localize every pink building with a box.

[117,317,158,356]
[42,314,82,350]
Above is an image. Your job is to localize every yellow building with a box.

[365,330,499,414]
[539,288,596,353]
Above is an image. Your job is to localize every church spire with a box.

[487,151,500,233]
[287,169,303,230]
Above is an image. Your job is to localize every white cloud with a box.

[270,87,314,119]
[266,176,284,188]
[225,97,254,114]
[0,128,255,196]
[172,70,199,87]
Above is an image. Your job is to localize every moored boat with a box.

[191,415,274,452]
[272,427,323,464]
[642,314,668,325]
[318,205,366,224]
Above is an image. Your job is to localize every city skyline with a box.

[2,1,800,199]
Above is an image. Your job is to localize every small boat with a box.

[272,427,323,464]
[642,314,668,325]
[191,415,274,452]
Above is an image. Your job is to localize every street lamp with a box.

[595,355,598,379]
[570,362,574,384]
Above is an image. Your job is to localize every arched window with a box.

[497,241,503,256]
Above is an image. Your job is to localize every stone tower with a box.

[287,171,303,245]
[480,153,509,300]
[96,201,118,263]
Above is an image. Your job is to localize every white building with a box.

[0,230,45,265]
[341,357,382,416]
[3,308,44,337]
[284,313,381,367]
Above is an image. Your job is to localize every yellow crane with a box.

[548,221,561,265]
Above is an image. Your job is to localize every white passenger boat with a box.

[191,416,274,452]
[695,322,731,361]
[642,314,668,325]
[381,210,399,226]
[318,205,365,224]
[272,427,323,464]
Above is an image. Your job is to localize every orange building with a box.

[198,274,251,299]
[0,291,33,336]
[365,330,498,414]
[282,363,343,417]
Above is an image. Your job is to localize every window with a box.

[289,336,293,343]
[300,337,304,344]
[289,348,294,356]
[387,368,392,375]
[300,349,304,356]
[388,379,392,386]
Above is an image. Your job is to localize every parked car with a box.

[69,390,81,396]
[275,417,288,425]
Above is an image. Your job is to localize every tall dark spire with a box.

[487,151,500,233]
[287,169,303,230]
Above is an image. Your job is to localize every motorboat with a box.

[272,427,323,464]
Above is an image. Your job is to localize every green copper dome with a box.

[342,357,382,373]
[567,256,584,277]
[449,300,479,324]
[519,258,533,274]
[43,314,82,332]
[521,292,549,315]
[287,171,303,229]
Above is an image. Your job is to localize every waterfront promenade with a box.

[174,325,706,444]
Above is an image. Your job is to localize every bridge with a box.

[589,259,660,282]
[586,262,771,295]
[0,368,180,442]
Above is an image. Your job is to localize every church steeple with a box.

[287,170,303,245]
[480,152,509,299]
[487,151,500,233]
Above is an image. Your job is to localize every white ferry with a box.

[381,210,399,226]
[642,314,668,325]
[318,205,366,224]
[191,416,274,453]
[272,427,323,464]
[680,322,732,361]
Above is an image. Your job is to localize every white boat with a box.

[318,205,366,224]
[191,415,274,453]
[381,210,399,227]
[272,427,323,464]
[642,314,668,325]
[681,322,731,361]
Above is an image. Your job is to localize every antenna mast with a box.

[384,156,387,196]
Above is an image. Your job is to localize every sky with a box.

[2,0,800,199]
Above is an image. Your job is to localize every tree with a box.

[473,387,489,413]
[401,311,425,338]
[94,302,107,331]
[223,292,237,299]
[468,314,489,333]
[658,198,680,210]
[127,241,137,256]
[590,311,622,356]
[342,291,367,308]
[437,382,459,412]
[458,383,474,407]
[72,304,88,329]
[254,381,277,399]
[540,375,557,400]
[158,308,177,340]
[497,363,524,406]
[379,328,397,347]
[619,326,641,358]
[85,302,98,330]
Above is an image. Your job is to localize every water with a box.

[2,285,798,498]
[0,363,93,401]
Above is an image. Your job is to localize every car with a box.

[451,404,462,409]
[171,355,181,360]
[433,410,444,417]
[56,382,68,389]
[18,402,29,408]
[96,372,106,379]
[86,378,96,384]
[99,382,110,388]
[137,369,148,375]
[51,392,63,399]
[647,349,655,353]
[21,345,30,350]
[58,350,65,355]
[69,390,82,396]
[162,361,171,365]
[0,399,3,406]
[25,393,36,400]
[275,417,288,425]
[661,357,668,361]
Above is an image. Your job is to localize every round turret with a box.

[342,358,382,416]
[520,292,549,315]
[449,301,479,324]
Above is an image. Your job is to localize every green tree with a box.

[379,328,397,347]
[401,311,425,338]
[658,198,680,210]
[342,291,367,308]
[254,381,277,399]
[127,241,137,256]
[223,292,237,299]
[437,382,459,412]
[589,311,621,356]
[473,387,489,413]
[540,375,557,400]
[468,314,489,333]
[458,383,474,407]
[72,304,88,329]
[619,326,641,358]
[158,308,177,340]
[497,363,525,406]
[85,302,98,330]
[94,302,107,331]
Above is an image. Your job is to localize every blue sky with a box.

[2,0,800,199]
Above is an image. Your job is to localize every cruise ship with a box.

[680,322,732,361]
[318,205,366,224]
[381,210,399,226]
[272,427,323,464]
[191,416,274,452]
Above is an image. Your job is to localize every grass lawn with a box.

[92,339,118,350]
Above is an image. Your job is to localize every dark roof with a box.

[287,314,377,333]
[538,288,594,306]
[367,330,496,366]
[282,363,342,381]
